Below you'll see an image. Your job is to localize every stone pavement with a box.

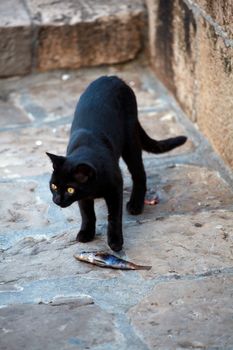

[0,62,233,349]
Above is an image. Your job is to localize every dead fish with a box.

[74,251,152,270]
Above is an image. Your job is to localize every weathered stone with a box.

[0,229,123,284]
[1,208,233,285]
[3,63,164,124]
[0,113,191,178]
[196,17,233,168]
[0,302,119,350]
[194,0,233,38]
[139,110,195,156]
[146,0,175,93]
[125,209,233,277]
[146,0,197,121]
[0,65,182,178]
[146,0,233,168]
[0,63,233,350]
[172,0,197,121]
[0,0,32,77]
[125,163,233,218]
[0,180,49,233]
[128,275,233,349]
[0,100,31,127]
[0,125,70,177]
[25,0,146,71]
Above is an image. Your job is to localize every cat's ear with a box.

[74,164,96,184]
[46,152,66,170]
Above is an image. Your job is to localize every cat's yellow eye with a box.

[51,183,57,191]
[67,187,75,194]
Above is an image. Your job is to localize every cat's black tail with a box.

[138,123,187,154]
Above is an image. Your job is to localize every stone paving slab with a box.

[0,101,30,128]
[139,110,195,156]
[1,209,233,285]
[128,274,233,350]
[0,63,233,349]
[125,209,233,277]
[0,300,120,350]
[2,161,233,251]
[0,65,166,129]
[0,126,69,177]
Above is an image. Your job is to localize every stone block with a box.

[125,163,233,218]
[2,207,233,284]
[0,100,31,127]
[146,0,198,121]
[139,110,195,156]
[0,180,49,234]
[4,66,169,125]
[0,0,32,76]
[0,302,118,350]
[26,0,146,71]
[146,0,233,168]
[125,210,233,277]
[196,17,233,167]
[0,126,68,178]
[194,0,233,38]
[128,275,233,349]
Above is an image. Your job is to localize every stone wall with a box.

[146,0,233,168]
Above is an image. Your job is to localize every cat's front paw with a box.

[126,201,144,215]
[109,241,123,252]
[76,229,95,243]
[108,235,123,252]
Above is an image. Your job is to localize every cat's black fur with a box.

[47,76,187,251]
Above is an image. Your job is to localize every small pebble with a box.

[129,81,135,87]
[35,140,43,146]
[216,225,223,229]
[61,74,70,81]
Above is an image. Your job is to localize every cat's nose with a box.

[53,195,61,206]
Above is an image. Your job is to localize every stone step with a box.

[0,0,146,77]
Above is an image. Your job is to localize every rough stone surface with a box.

[146,0,233,169]
[196,17,233,168]
[146,0,197,120]
[0,0,32,77]
[0,0,146,76]
[128,276,233,349]
[0,100,31,127]
[0,63,233,349]
[139,110,195,155]
[26,0,146,71]
[194,0,233,37]
[172,0,197,121]
[0,302,119,350]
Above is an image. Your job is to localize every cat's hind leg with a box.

[122,144,146,215]
[76,199,96,242]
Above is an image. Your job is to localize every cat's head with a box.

[46,152,96,208]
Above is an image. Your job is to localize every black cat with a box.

[47,76,187,251]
